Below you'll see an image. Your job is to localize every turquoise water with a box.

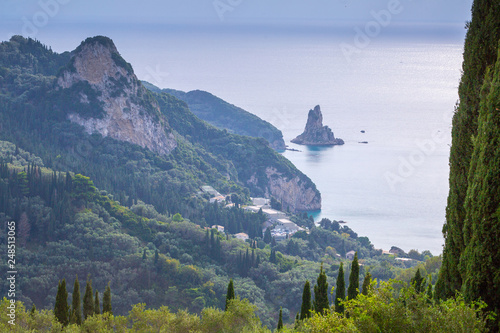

[21,23,465,254]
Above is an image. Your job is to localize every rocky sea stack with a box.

[291,105,344,146]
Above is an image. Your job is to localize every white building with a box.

[234,233,249,241]
[211,225,225,233]
[262,208,287,221]
[251,197,270,207]
[244,206,262,213]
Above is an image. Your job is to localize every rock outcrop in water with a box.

[291,105,344,146]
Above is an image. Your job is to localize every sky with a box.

[2,0,474,31]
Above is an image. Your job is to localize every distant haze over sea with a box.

[8,22,466,254]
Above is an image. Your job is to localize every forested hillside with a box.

[153,86,286,150]
[0,140,436,329]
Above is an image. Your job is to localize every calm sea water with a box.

[23,23,465,254]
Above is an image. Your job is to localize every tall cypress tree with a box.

[300,280,312,320]
[103,283,112,315]
[437,0,500,300]
[460,52,500,328]
[83,277,94,320]
[225,279,235,311]
[335,263,345,313]
[54,279,69,326]
[347,253,359,300]
[94,290,100,315]
[411,268,425,293]
[71,275,82,325]
[277,307,283,331]
[361,272,372,296]
[313,263,329,315]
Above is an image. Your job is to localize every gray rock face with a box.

[291,105,344,146]
[264,167,321,211]
[58,36,177,155]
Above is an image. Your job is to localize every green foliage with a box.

[335,263,346,314]
[438,0,500,301]
[299,280,312,320]
[361,272,372,296]
[313,264,329,315]
[411,268,425,294]
[71,276,82,325]
[293,281,488,333]
[83,277,94,320]
[277,307,283,331]
[103,284,112,315]
[172,213,183,222]
[54,279,69,326]
[94,291,100,315]
[225,279,235,311]
[347,252,359,300]
[160,87,286,150]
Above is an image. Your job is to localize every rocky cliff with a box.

[291,105,344,146]
[264,167,321,211]
[57,36,177,155]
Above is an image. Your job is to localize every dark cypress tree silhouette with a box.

[313,263,329,315]
[270,249,277,263]
[154,249,159,264]
[299,280,312,320]
[103,283,112,315]
[30,304,36,317]
[264,227,272,244]
[347,253,359,300]
[142,248,147,260]
[71,275,82,325]
[225,279,235,311]
[277,307,283,330]
[361,272,372,296]
[83,276,94,320]
[411,268,425,293]
[54,279,69,326]
[426,282,433,303]
[94,290,100,315]
[335,263,345,313]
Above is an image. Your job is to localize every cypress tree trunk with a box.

[225,279,235,311]
[300,280,312,320]
[103,283,112,315]
[83,277,94,320]
[54,279,69,326]
[71,275,82,325]
[335,263,345,314]
[313,263,329,315]
[347,253,359,300]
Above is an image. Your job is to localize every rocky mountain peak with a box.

[291,105,344,146]
[57,36,177,156]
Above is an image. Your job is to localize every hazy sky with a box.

[2,0,473,28]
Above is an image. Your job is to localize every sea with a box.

[7,21,467,254]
